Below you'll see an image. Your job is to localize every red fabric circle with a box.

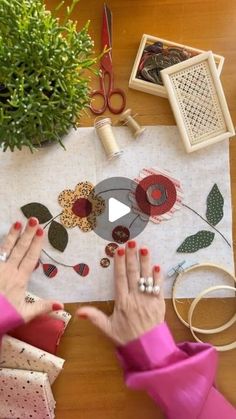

[135,174,177,216]
[72,198,92,217]
[152,188,162,200]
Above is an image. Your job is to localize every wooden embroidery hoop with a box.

[172,263,236,351]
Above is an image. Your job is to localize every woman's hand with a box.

[77,241,165,346]
[0,218,63,322]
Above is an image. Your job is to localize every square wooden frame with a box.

[161,51,235,152]
[129,34,225,98]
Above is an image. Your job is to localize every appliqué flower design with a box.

[58,181,105,232]
[130,168,183,223]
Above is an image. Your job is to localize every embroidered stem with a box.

[182,203,231,247]
[43,212,62,230]
[129,214,140,229]
[41,249,73,267]
[97,188,131,195]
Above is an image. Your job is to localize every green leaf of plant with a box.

[21,203,53,223]
[206,184,224,226]
[177,230,215,253]
[48,221,68,252]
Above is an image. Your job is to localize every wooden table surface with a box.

[45,1,236,417]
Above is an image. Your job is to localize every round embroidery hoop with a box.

[188,285,236,352]
[172,263,236,351]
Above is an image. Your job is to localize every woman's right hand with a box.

[77,241,165,346]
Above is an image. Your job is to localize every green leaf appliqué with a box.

[48,221,68,252]
[21,203,53,223]
[177,230,215,253]
[206,184,224,226]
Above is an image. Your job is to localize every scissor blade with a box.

[105,4,112,47]
[100,4,112,71]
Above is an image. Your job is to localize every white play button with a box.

[108,197,131,222]
[89,176,148,242]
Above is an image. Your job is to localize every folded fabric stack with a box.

[0,293,71,418]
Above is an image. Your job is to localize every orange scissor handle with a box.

[90,89,107,115]
[90,71,126,115]
[107,87,126,115]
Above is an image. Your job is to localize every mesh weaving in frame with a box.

[161,51,235,152]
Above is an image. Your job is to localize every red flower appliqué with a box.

[131,168,183,223]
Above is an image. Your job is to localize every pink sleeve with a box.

[0,294,24,344]
[117,322,236,419]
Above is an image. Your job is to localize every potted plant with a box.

[0,0,96,151]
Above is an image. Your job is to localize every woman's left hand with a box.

[0,218,64,322]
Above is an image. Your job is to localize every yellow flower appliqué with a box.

[58,182,105,232]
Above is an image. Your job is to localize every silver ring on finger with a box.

[138,277,160,295]
[0,249,8,262]
[152,284,161,295]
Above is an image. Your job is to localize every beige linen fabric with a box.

[0,126,233,301]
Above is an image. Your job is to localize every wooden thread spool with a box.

[94,117,123,160]
[119,109,145,138]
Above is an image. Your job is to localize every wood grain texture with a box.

[45,0,236,417]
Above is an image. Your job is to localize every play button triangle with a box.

[108,197,131,222]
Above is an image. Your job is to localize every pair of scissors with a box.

[90,4,126,115]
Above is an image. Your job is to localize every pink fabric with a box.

[0,294,24,343]
[0,295,235,418]
[117,322,236,419]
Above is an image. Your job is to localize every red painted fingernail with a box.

[29,217,38,227]
[14,221,22,230]
[140,248,148,256]
[52,303,63,311]
[154,265,161,273]
[117,248,125,256]
[128,240,136,249]
[36,228,44,237]
[78,313,88,319]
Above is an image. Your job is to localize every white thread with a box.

[94,118,123,160]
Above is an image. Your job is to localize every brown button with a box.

[105,242,119,258]
[100,257,110,268]
[112,225,130,244]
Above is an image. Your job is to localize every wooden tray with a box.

[129,34,225,98]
